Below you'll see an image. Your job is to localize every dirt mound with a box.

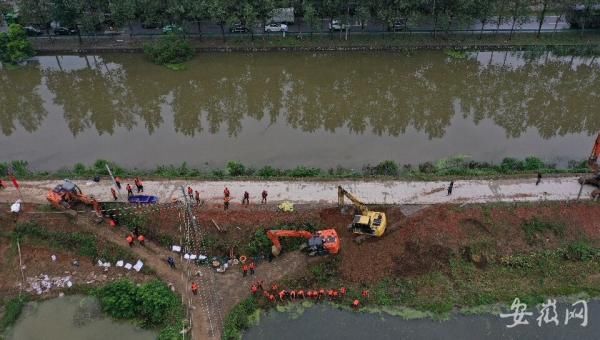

[394,242,453,277]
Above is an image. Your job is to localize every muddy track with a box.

[75,213,309,340]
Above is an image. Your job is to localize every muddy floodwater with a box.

[244,302,600,340]
[7,295,156,340]
[1,51,599,170]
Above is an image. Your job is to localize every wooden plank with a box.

[211,219,222,232]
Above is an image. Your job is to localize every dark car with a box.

[392,19,407,32]
[24,26,43,36]
[230,23,249,33]
[54,27,78,35]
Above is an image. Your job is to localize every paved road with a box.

[0,176,593,206]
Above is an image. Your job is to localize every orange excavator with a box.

[579,133,600,198]
[266,229,340,257]
[47,179,101,217]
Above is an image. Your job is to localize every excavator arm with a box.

[337,186,369,215]
[266,230,313,256]
[588,133,600,173]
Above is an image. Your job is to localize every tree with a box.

[240,2,258,40]
[0,24,34,65]
[470,0,496,39]
[184,0,211,37]
[356,3,371,31]
[303,1,320,35]
[207,0,233,42]
[16,0,54,35]
[508,0,530,39]
[109,0,136,33]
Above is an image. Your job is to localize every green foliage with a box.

[521,217,565,244]
[287,166,320,177]
[0,24,34,65]
[371,160,400,176]
[222,296,258,340]
[257,165,281,178]
[244,228,271,257]
[308,258,338,284]
[523,157,545,170]
[97,280,140,319]
[445,49,467,59]
[500,157,525,172]
[144,34,194,66]
[97,280,183,332]
[13,222,98,258]
[226,161,246,176]
[0,297,27,333]
[565,241,598,261]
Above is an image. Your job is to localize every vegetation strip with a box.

[0,156,590,182]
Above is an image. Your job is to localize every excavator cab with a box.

[338,186,387,239]
[267,229,340,257]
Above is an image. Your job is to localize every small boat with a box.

[128,195,159,204]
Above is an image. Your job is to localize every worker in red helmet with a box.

[278,290,286,301]
[340,287,347,297]
[251,284,258,295]
[332,289,339,300]
[290,290,296,300]
[362,290,369,299]
[271,283,278,292]
[268,294,275,303]
[187,186,193,199]
[352,299,360,309]
[297,290,305,299]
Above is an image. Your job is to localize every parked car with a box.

[392,19,407,32]
[328,20,347,31]
[54,27,78,35]
[264,23,288,32]
[162,24,184,34]
[24,26,43,36]
[230,23,249,33]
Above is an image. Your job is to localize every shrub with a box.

[97,280,140,319]
[500,158,525,172]
[565,241,597,261]
[0,297,27,333]
[222,297,258,340]
[144,34,194,66]
[521,217,565,244]
[287,166,320,177]
[137,280,179,327]
[372,160,400,176]
[523,157,545,171]
[226,161,246,176]
[257,166,280,178]
[0,24,34,64]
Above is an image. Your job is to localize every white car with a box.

[328,20,348,31]
[264,23,288,32]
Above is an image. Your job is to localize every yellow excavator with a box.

[337,186,387,242]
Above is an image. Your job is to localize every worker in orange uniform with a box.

[137,234,145,246]
[290,290,296,300]
[195,190,200,205]
[111,187,118,201]
[250,284,258,295]
[224,187,230,198]
[362,290,369,299]
[271,283,278,292]
[256,280,264,291]
[332,290,339,300]
[340,287,347,297]
[126,234,134,247]
[114,176,122,190]
[249,262,256,275]
[318,288,325,300]
[187,186,193,199]
[268,294,275,303]
[327,289,334,300]
[242,191,250,206]
[191,282,199,295]
[126,184,133,197]
[0,179,6,189]
[242,264,248,277]
[278,290,286,301]
[352,299,360,309]
[297,290,305,299]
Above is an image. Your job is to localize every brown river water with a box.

[1,51,598,171]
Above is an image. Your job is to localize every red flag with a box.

[10,176,19,189]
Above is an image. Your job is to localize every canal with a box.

[1,51,598,170]
[7,295,156,339]
[244,302,600,340]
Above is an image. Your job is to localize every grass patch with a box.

[0,297,27,335]
[522,217,566,244]
[0,156,590,181]
[222,296,259,340]
[165,63,186,71]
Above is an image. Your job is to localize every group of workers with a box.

[125,227,145,247]
[110,176,144,200]
[241,261,256,277]
[223,187,268,211]
[250,282,368,309]
[187,186,202,205]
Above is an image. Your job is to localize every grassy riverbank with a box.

[0,156,590,182]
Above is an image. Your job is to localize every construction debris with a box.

[25,274,73,295]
